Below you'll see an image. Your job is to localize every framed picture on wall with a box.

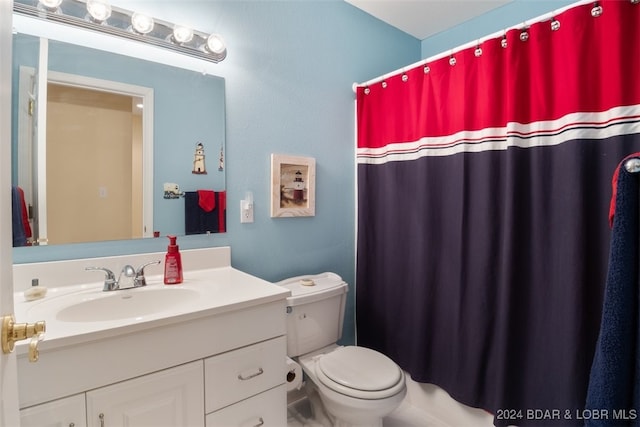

[270,154,316,217]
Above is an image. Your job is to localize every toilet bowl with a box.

[277,273,407,427]
[298,345,406,427]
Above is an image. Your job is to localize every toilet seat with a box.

[314,346,405,400]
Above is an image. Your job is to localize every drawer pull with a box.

[238,367,264,381]
[253,417,265,427]
[99,413,105,427]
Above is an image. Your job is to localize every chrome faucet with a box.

[117,265,136,289]
[86,260,161,291]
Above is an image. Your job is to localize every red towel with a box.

[609,152,640,228]
[197,190,216,212]
[17,186,32,239]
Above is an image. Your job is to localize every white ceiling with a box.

[345,0,512,40]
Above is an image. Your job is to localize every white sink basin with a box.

[26,285,200,323]
[56,288,199,322]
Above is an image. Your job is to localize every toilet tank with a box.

[276,272,348,357]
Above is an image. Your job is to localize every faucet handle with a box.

[85,267,117,291]
[134,260,161,287]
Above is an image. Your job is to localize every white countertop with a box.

[13,248,290,355]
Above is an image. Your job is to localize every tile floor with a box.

[287,395,439,427]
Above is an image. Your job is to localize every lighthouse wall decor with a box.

[192,142,207,174]
[270,154,316,217]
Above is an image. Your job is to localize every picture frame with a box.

[270,154,316,217]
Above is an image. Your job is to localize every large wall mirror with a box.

[11,18,226,252]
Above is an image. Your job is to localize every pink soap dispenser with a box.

[164,235,183,284]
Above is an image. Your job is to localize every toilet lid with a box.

[315,346,404,399]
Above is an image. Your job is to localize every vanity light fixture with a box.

[38,0,62,11]
[16,0,227,63]
[172,25,194,44]
[205,34,226,55]
[86,0,111,23]
[131,12,154,34]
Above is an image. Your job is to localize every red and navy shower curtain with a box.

[355,1,640,425]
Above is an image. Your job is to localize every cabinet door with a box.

[20,394,87,427]
[86,361,204,427]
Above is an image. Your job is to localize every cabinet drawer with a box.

[205,335,285,413]
[206,384,286,427]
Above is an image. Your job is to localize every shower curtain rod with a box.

[352,0,592,91]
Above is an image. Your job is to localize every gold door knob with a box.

[1,314,46,362]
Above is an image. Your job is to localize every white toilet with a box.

[278,272,407,427]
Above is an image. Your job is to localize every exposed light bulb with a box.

[172,25,194,44]
[39,0,62,10]
[205,34,226,54]
[86,0,112,23]
[131,12,154,34]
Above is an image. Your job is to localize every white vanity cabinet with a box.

[14,249,291,427]
[85,361,204,427]
[20,394,87,427]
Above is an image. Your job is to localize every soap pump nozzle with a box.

[167,235,178,252]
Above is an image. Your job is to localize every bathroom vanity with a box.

[13,247,290,427]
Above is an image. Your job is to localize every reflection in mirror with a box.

[11,32,226,249]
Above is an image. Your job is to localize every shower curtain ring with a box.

[624,158,640,173]
[591,2,603,17]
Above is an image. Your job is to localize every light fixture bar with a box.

[13,0,227,63]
